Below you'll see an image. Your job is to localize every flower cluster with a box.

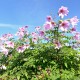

[0,6,80,80]
[0,6,79,56]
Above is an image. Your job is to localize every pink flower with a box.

[31,32,38,43]
[0,43,5,49]
[71,27,76,33]
[39,30,45,37]
[5,41,14,48]
[44,37,49,41]
[15,26,28,39]
[19,27,25,32]
[70,16,79,26]
[7,33,13,38]
[59,20,70,32]
[35,26,41,31]
[1,33,13,41]
[19,26,28,32]
[44,22,51,30]
[31,32,38,37]
[73,32,80,40]
[16,31,24,38]
[58,6,69,18]
[53,40,62,49]
[51,21,56,26]
[1,48,9,55]
[72,45,77,49]
[32,37,38,43]
[17,44,30,53]
[46,16,52,22]
[43,22,55,31]
[17,46,25,53]
[25,25,28,28]
[23,44,30,49]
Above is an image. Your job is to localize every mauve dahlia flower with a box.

[58,6,69,18]
[17,46,25,53]
[46,16,52,22]
[70,16,79,26]
[39,30,45,37]
[43,22,55,31]
[73,32,80,40]
[59,20,70,32]
[1,47,9,55]
[35,26,41,31]
[5,41,14,48]
[53,40,62,49]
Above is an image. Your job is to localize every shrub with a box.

[0,6,80,80]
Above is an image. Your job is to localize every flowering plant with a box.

[0,6,80,80]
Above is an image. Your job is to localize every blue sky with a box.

[0,0,80,35]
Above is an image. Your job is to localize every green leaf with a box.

[64,63,68,68]
[17,75,20,80]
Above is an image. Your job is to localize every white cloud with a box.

[0,23,22,29]
[0,23,36,32]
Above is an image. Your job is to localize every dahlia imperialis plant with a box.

[0,6,80,80]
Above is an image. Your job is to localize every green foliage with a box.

[0,7,80,80]
[0,43,80,80]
